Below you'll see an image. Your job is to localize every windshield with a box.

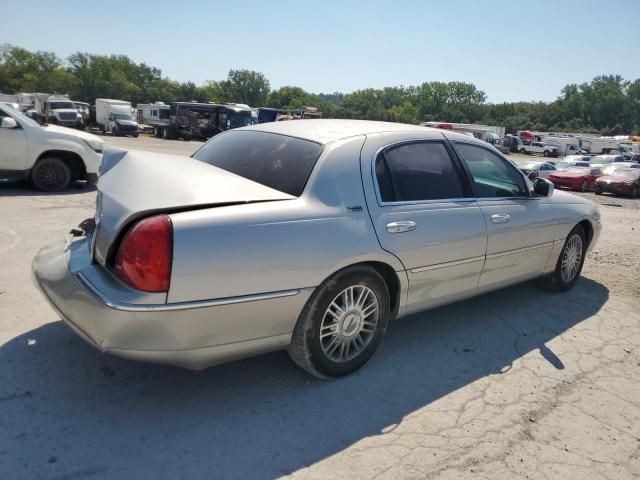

[193,130,323,196]
[49,101,74,110]
[602,165,625,175]
[0,105,40,127]
[113,113,133,121]
[227,110,252,129]
[518,161,540,169]
[618,170,640,179]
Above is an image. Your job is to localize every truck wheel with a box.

[580,180,588,192]
[520,148,526,154]
[31,157,71,192]
[133,132,139,138]
[162,127,170,140]
[48,116,58,125]
[543,150,549,157]
[154,126,160,138]
[182,133,192,142]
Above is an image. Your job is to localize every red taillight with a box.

[114,215,172,292]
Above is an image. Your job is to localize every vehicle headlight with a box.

[83,138,104,154]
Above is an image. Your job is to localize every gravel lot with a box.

[0,136,638,479]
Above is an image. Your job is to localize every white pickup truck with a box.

[0,103,104,191]
[519,141,559,157]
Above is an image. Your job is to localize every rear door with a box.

[361,133,487,313]
[451,140,559,288]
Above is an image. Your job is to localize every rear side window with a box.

[193,131,323,196]
[375,142,465,202]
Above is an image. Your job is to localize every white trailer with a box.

[95,99,139,137]
[0,93,18,103]
[580,137,623,154]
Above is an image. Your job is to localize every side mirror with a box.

[533,177,554,197]
[0,117,18,129]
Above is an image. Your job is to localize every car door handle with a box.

[386,221,416,233]
[491,214,511,224]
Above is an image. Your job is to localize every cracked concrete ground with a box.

[0,136,638,479]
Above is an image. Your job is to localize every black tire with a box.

[182,133,192,142]
[31,157,72,192]
[154,126,160,138]
[288,266,391,378]
[595,188,603,195]
[162,127,170,140]
[520,148,526,154]
[580,180,588,192]
[112,126,119,136]
[133,132,139,138]
[539,225,587,292]
[632,186,639,198]
[543,150,549,157]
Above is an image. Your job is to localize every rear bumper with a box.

[32,239,312,369]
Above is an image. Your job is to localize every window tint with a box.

[192,131,323,197]
[375,142,464,202]
[454,143,529,198]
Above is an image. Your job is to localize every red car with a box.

[595,169,640,197]
[548,167,604,192]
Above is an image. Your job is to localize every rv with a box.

[137,102,170,136]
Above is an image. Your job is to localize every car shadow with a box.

[0,278,608,479]
[0,180,96,197]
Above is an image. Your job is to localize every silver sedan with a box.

[33,120,601,378]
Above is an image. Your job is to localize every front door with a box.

[0,109,28,171]
[362,134,488,313]
[451,140,559,288]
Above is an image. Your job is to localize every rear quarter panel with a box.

[167,136,405,304]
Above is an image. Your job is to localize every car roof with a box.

[240,119,444,145]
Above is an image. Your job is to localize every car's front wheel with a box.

[540,225,586,292]
[31,157,71,192]
[288,266,390,378]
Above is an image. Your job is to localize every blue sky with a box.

[3,0,639,103]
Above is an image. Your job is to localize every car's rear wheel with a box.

[288,266,390,378]
[632,186,639,197]
[540,225,586,292]
[31,157,72,192]
[580,180,588,192]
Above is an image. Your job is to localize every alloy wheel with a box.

[320,285,379,363]
[561,234,583,282]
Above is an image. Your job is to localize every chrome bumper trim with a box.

[77,271,312,312]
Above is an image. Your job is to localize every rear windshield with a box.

[192,131,323,197]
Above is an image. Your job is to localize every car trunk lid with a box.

[92,149,295,266]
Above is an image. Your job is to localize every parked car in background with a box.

[514,160,557,180]
[601,163,635,175]
[590,154,625,166]
[500,135,523,153]
[548,166,604,192]
[0,102,103,191]
[519,141,559,157]
[629,153,640,164]
[493,137,511,154]
[32,120,600,378]
[555,159,591,171]
[595,169,640,197]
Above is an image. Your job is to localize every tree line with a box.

[1,44,638,135]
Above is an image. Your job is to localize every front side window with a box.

[375,142,465,202]
[192,131,323,197]
[454,143,529,198]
